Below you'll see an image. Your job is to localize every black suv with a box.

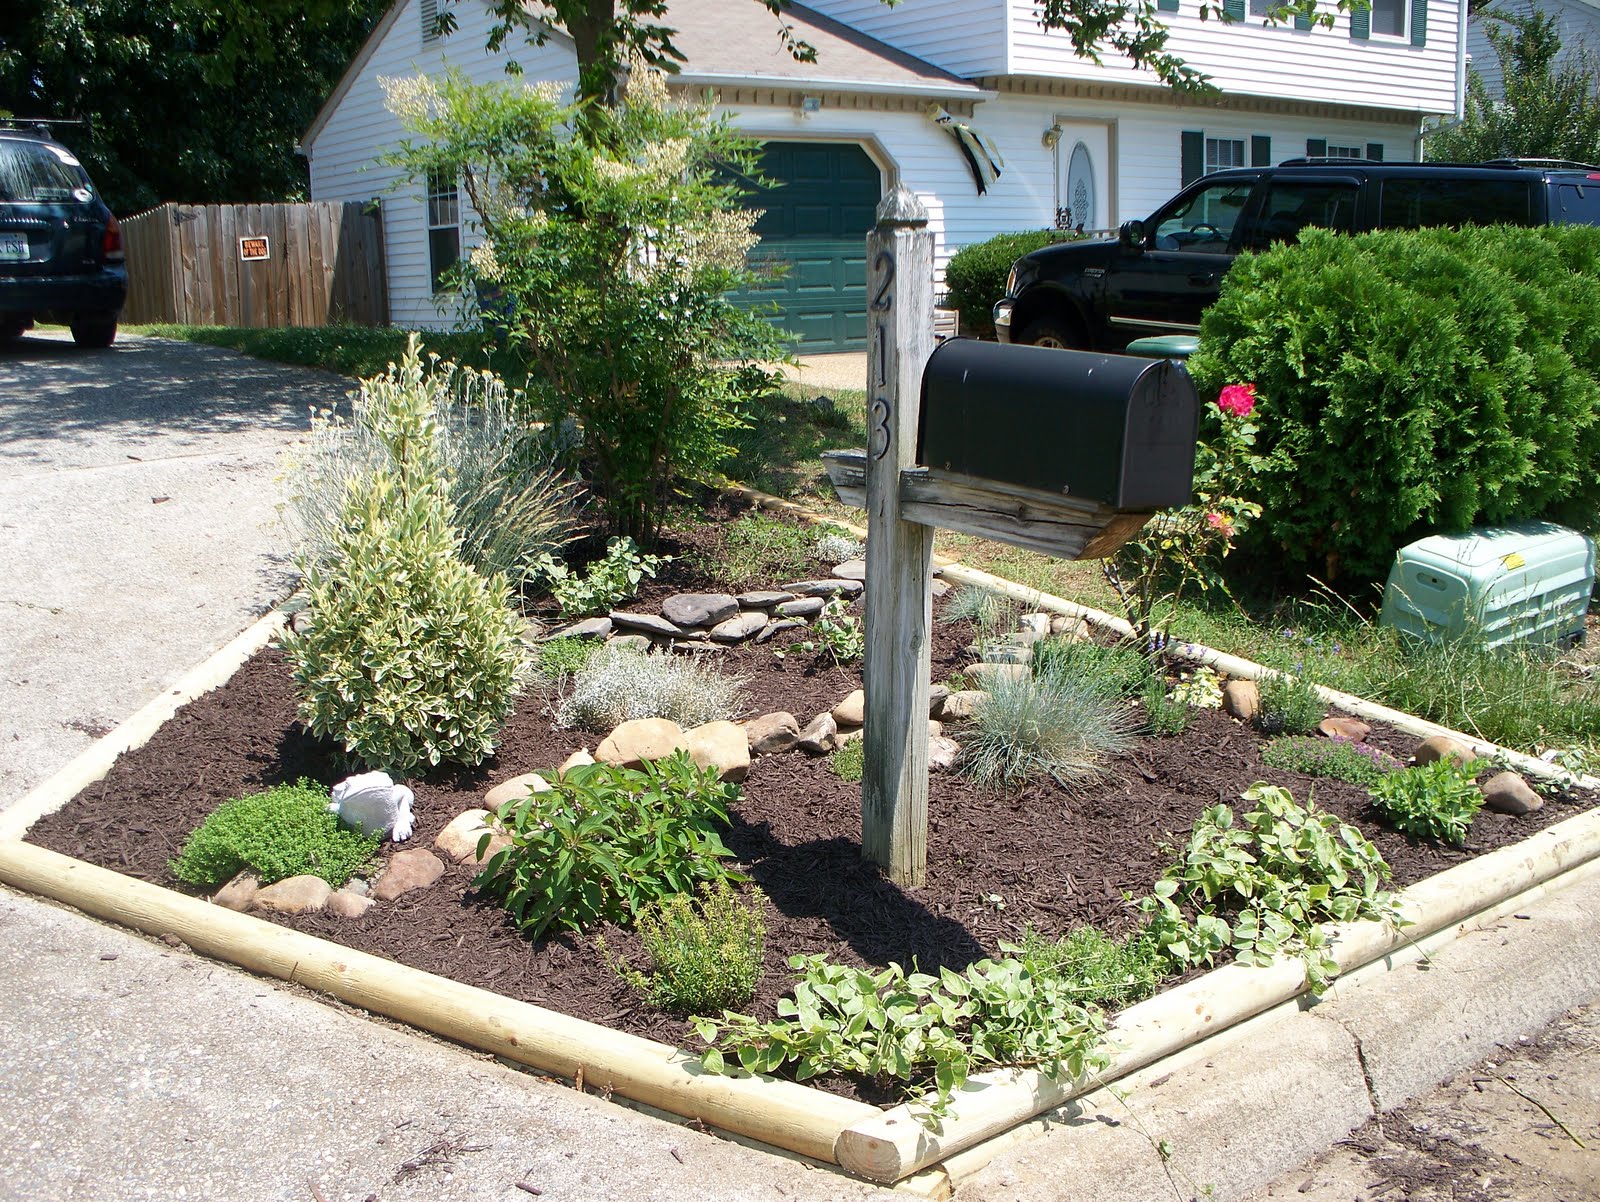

[0,122,127,348]
[994,159,1600,351]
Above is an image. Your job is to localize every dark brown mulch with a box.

[24,505,1598,1092]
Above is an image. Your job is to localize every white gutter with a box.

[673,71,997,103]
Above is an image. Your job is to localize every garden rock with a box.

[832,559,867,581]
[608,633,653,654]
[373,849,445,901]
[979,644,1032,666]
[596,717,687,767]
[329,771,416,842]
[484,772,551,811]
[737,590,794,608]
[1222,679,1260,722]
[832,689,865,728]
[435,809,512,865]
[1481,771,1543,816]
[559,748,595,773]
[775,596,825,619]
[1319,716,1372,742]
[783,578,863,599]
[744,712,801,755]
[254,875,332,916]
[662,592,739,628]
[941,690,989,719]
[343,877,371,897]
[796,712,838,755]
[608,611,682,639]
[326,889,375,920]
[929,683,950,716]
[968,662,1029,687]
[931,578,951,599]
[1019,613,1052,639]
[684,720,751,782]
[547,616,612,641]
[1415,734,1476,767]
[755,619,806,644]
[928,736,962,772]
[710,611,768,643]
[1050,614,1091,640]
[211,872,258,913]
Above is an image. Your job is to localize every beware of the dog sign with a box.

[238,236,269,261]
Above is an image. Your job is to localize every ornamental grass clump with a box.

[959,671,1136,789]
[1369,758,1486,845]
[282,337,527,774]
[170,780,378,890]
[1033,636,1154,699]
[475,753,745,939]
[603,881,766,1016]
[1255,669,1326,736]
[556,644,746,732]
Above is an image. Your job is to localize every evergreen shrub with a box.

[1190,225,1600,579]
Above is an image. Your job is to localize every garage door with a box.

[731,142,880,354]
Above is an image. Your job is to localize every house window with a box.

[1205,138,1246,173]
[426,170,460,294]
[1327,144,1363,159]
[1370,0,1406,38]
[1248,0,1272,15]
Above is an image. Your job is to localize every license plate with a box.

[0,233,28,261]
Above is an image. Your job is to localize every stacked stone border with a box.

[3,514,1599,1195]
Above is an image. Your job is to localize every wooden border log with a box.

[0,839,878,1163]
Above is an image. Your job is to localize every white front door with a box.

[1051,120,1114,235]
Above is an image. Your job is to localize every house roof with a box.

[301,0,982,152]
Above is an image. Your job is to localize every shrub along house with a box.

[300,0,1468,352]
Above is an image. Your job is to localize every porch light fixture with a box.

[799,95,822,115]
[1042,124,1063,149]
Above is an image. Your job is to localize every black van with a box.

[0,123,127,348]
[993,159,1600,352]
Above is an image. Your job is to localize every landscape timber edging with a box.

[2,518,1599,1190]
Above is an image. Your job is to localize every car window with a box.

[1378,178,1534,229]
[0,141,90,204]
[1553,182,1600,226]
[1242,182,1358,250]
[1150,180,1255,253]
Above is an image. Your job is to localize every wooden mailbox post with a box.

[827,187,1199,886]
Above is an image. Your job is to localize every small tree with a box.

[1426,11,1600,164]
[384,67,785,543]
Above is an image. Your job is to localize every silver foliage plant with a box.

[282,344,582,589]
[557,644,747,733]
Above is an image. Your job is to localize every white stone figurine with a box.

[328,771,415,842]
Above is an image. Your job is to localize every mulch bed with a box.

[24,504,1599,1104]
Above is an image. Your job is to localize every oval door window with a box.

[1066,141,1095,231]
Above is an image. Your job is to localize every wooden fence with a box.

[120,201,387,327]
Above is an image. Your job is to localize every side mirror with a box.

[1119,220,1146,252]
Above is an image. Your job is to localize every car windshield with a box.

[0,141,90,204]
[1150,180,1255,252]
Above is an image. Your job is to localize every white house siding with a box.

[304,0,574,329]
[1005,0,1462,116]
[799,0,1012,77]
[1467,0,1600,98]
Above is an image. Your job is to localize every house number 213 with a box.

[868,250,895,461]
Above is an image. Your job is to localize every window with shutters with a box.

[426,170,460,293]
[420,0,440,45]
[1205,138,1246,173]
[1327,144,1362,159]
[1369,0,1407,38]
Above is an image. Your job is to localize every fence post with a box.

[861,186,935,887]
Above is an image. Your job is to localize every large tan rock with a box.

[595,717,687,767]
[743,712,801,755]
[796,712,838,755]
[684,720,751,782]
[559,747,596,774]
[928,736,962,772]
[211,872,259,913]
[484,772,551,811]
[435,809,513,865]
[940,690,990,720]
[253,875,331,916]
[967,662,1029,687]
[1319,716,1372,742]
[372,848,445,901]
[326,889,375,920]
[1415,734,1475,768]
[1222,679,1260,722]
[832,689,865,728]
[1481,771,1543,816]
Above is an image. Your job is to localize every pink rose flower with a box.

[1217,383,1257,418]
[1205,511,1234,537]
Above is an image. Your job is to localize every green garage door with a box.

[732,142,880,353]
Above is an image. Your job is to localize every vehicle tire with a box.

[70,318,118,348]
[1016,316,1084,350]
[0,319,25,346]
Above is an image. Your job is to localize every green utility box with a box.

[1124,334,1200,360]
[1380,523,1595,648]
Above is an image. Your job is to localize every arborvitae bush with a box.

[283,338,526,774]
[943,230,1081,337]
[1190,225,1600,579]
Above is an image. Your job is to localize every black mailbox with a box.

[916,339,1199,511]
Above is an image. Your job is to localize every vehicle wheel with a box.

[1016,316,1084,350]
[70,319,118,348]
[0,319,25,346]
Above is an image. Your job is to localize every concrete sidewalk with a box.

[2,330,1597,1202]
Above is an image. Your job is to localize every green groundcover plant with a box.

[170,781,379,889]
[602,880,767,1017]
[1368,758,1486,845]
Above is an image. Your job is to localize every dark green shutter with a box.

[1224,0,1245,19]
[1410,0,1427,45]
[1252,135,1272,166]
[1351,4,1370,39]
[1366,142,1385,161]
[1306,137,1328,157]
[1157,0,1179,11]
[1182,131,1205,185]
